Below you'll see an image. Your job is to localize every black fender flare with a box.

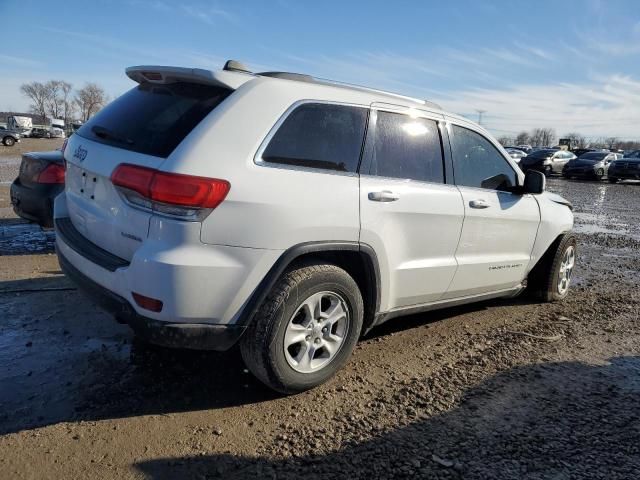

[236,241,381,328]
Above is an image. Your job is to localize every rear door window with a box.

[367,111,444,183]
[262,103,368,173]
[77,82,232,158]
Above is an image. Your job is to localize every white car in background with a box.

[505,147,527,163]
[55,61,576,393]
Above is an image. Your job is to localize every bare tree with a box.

[20,81,50,118]
[604,137,618,150]
[44,80,64,119]
[515,131,530,146]
[75,83,107,122]
[618,140,640,152]
[530,128,556,147]
[564,132,588,149]
[43,80,76,122]
[497,136,513,146]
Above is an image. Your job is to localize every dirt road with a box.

[0,150,639,478]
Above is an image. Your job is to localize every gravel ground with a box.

[0,145,638,479]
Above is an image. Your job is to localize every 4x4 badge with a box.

[73,145,88,162]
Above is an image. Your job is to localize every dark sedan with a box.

[518,149,576,176]
[562,152,621,180]
[608,158,640,183]
[10,151,65,227]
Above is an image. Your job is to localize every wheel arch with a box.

[237,241,381,336]
[528,231,575,277]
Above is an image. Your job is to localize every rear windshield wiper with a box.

[91,125,134,146]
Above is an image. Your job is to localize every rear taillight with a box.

[110,164,230,220]
[37,163,65,184]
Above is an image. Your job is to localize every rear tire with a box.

[528,234,577,302]
[544,165,552,177]
[3,136,15,146]
[241,262,364,394]
[608,177,618,183]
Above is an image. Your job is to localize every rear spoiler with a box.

[125,65,253,90]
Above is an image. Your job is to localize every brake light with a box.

[111,164,230,219]
[37,163,65,184]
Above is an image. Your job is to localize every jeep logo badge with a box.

[73,145,88,162]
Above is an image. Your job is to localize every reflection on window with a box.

[369,111,444,183]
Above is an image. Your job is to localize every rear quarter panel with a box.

[164,79,369,249]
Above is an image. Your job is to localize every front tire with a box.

[544,165,552,177]
[595,168,604,180]
[3,136,15,146]
[528,234,577,302]
[241,262,364,394]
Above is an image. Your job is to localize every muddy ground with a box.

[0,142,639,479]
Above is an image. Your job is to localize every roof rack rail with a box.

[256,70,439,109]
[259,71,314,82]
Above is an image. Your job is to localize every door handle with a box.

[469,199,490,209]
[368,190,400,202]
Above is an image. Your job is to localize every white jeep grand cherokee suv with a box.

[55,61,575,393]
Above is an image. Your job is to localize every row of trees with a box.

[497,129,640,151]
[497,128,557,148]
[20,80,108,126]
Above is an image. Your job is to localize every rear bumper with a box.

[58,249,246,350]
[10,179,62,227]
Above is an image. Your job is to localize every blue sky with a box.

[2,0,640,139]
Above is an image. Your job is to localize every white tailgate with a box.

[64,135,165,261]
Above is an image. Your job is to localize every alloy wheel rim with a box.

[283,291,350,373]
[558,245,575,295]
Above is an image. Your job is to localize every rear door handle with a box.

[469,199,490,209]
[368,190,400,202]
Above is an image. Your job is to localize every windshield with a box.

[77,81,232,158]
[578,153,607,161]
[528,150,555,158]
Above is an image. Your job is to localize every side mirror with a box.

[523,170,545,194]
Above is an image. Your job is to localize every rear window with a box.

[528,150,555,158]
[262,103,368,173]
[579,152,607,160]
[77,82,231,158]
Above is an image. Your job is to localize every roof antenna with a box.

[223,60,251,73]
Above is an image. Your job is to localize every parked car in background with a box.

[505,148,527,163]
[624,150,640,159]
[29,127,52,139]
[571,148,595,158]
[54,61,575,393]
[562,152,622,180]
[1,127,21,146]
[10,150,65,227]
[516,144,533,153]
[519,149,576,176]
[608,157,640,183]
